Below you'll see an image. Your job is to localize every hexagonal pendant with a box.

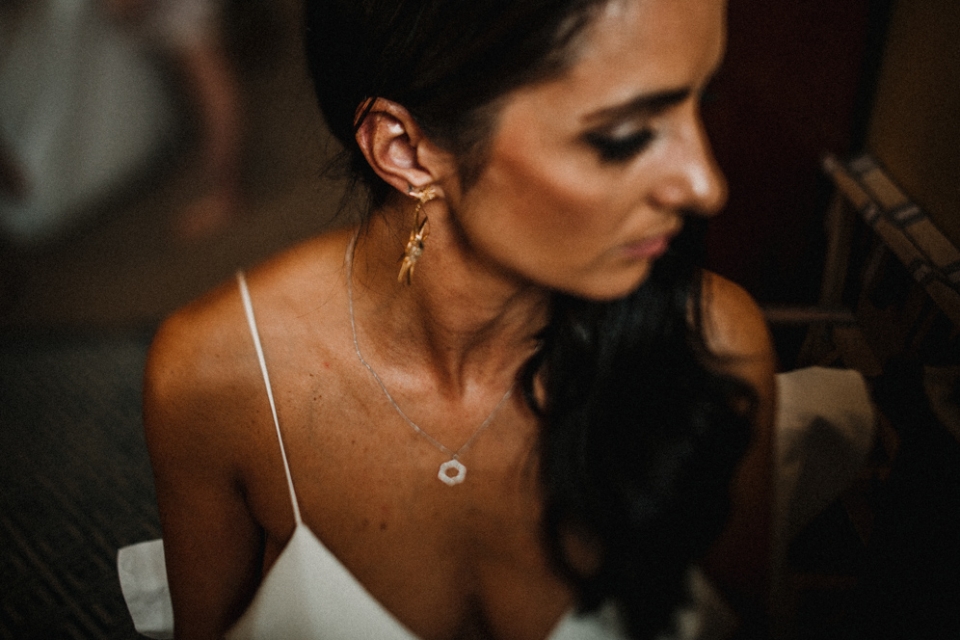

[438,459,466,486]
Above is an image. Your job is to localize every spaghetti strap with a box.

[237,271,303,526]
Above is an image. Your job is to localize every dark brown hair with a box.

[304,0,606,202]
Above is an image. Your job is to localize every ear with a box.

[354,98,455,196]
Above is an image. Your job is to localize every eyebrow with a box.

[582,87,692,125]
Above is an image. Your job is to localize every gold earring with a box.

[398,185,439,284]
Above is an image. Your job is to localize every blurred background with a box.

[1,0,958,637]
[1,0,340,329]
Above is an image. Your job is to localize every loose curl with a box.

[303,2,756,638]
[521,222,756,638]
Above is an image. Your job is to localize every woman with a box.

[143,0,775,638]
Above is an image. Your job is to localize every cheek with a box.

[473,137,625,252]
[455,136,659,298]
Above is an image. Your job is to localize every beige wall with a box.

[867,0,960,244]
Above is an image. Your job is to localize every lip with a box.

[621,232,676,260]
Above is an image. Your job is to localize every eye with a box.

[585,129,654,163]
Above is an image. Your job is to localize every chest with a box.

[241,372,576,640]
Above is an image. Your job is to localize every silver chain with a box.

[345,231,514,484]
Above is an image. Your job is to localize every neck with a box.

[347,207,549,397]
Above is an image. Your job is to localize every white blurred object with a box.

[771,366,876,639]
[117,539,173,640]
[774,366,875,545]
[0,0,176,244]
[141,0,219,49]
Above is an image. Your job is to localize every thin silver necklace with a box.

[345,232,514,486]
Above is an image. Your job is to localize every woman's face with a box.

[448,0,728,300]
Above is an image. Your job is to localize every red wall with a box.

[704,0,876,303]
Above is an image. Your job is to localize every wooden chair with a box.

[769,152,960,639]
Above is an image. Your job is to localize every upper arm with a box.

[697,272,777,625]
[143,304,264,639]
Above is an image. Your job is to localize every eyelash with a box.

[585,129,655,163]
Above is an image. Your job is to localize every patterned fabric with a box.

[823,153,960,325]
[0,332,161,639]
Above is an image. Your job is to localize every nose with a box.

[650,117,728,217]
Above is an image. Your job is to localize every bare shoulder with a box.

[143,272,286,637]
[698,271,776,624]
[142,273,262,477]
[144,227,355,438]
[142,230,355,637]
[696,270,776,454]
[700,271,775,366]
[146,276,248,396]
[697,270,777,415]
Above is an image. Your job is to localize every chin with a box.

[557,264,653,302]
